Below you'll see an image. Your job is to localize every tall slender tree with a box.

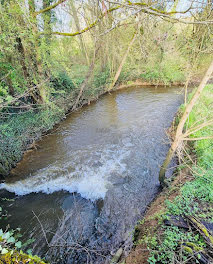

[70,0,90,65]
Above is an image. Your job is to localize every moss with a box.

[0,250,47,264]
[185,242,204,252]
[190,217,213,245]
[183,246,193,254]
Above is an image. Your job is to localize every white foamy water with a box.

[0,145,131,201]
[0,174,108,201]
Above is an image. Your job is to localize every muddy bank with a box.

[124,169,191,264]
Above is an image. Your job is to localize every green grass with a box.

[187,85,213,169]
[147,84,213,264]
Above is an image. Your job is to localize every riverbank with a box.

[124,84,213,264]
[0,78,187,178]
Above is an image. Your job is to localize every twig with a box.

[32,210,49,247]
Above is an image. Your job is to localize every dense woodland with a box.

[0,0,213,263]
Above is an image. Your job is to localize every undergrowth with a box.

[0,104,65,175]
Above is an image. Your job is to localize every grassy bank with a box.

[126,84,213,264]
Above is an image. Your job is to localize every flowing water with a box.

[0,86,183,263]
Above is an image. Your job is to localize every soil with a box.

[124,168,193,264]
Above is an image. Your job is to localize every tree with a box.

[43,0,53,56]
[159,60,213,186]
[108,29,138,91]
[69,0,90,65]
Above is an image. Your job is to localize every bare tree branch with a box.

[40,1,199,37]
[33,0,67,17]
[183,136,213,140]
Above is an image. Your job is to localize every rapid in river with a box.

[0,85,183,263]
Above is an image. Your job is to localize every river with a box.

[0,85,183,263]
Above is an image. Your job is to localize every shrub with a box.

[50,71,76,94]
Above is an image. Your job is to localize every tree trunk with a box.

[43,0,53,56]
[159,60,213,186]
[108,31,137,92]
[29,0,46,103]
[70,0,90,65]
[72,43,100,110]
[16,37,30,81]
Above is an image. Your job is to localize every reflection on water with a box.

[0,86,183,263]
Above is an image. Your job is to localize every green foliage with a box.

[0,202,45,263]
[0,228,22,254]
[186,85,213,169]
[140,58,185,84]
[164,172,213,220]
[69,64,89,87]
[93,68,111,89]
[0,249,46,264]
[0,84,9,98]
[0,218,37,256]
[50,71,76,94]
[0,105,65,175]
[148,226,205,264]
[136,234,158,247]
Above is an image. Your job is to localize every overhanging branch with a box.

[41,5,121,36]
[39,2,195,37]
[33,0,67,17]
